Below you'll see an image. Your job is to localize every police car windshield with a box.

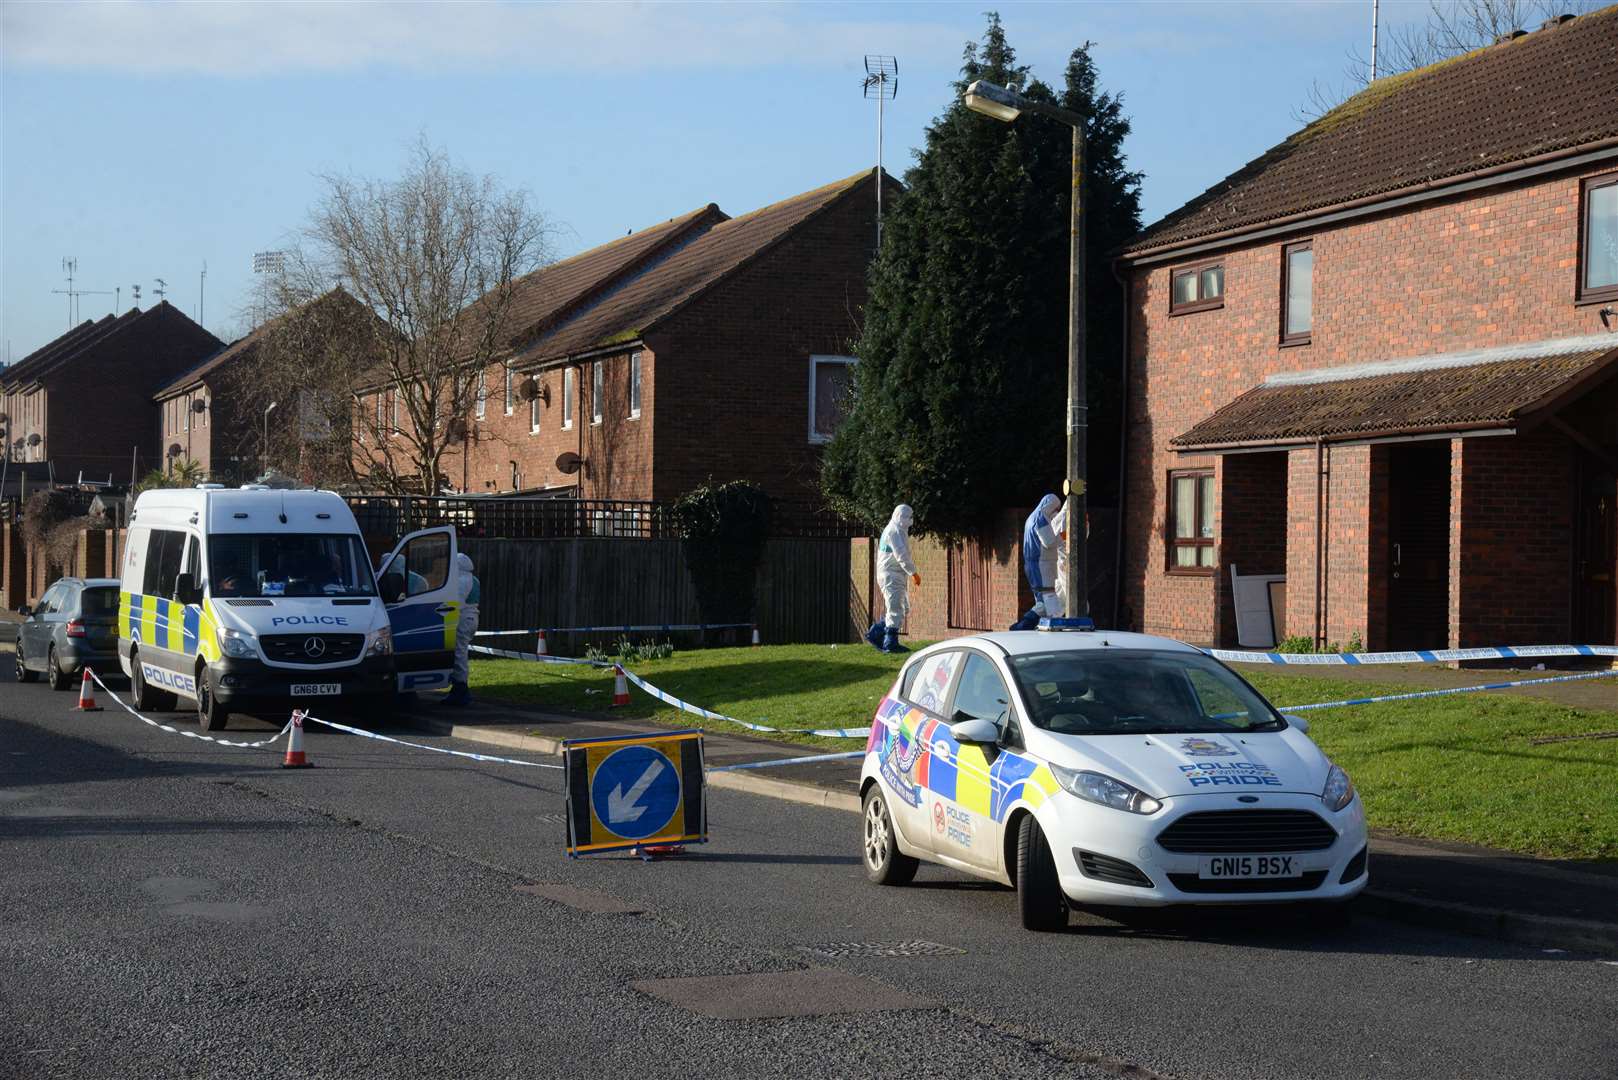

[1007,650,1284,736]
[207,534,376,598]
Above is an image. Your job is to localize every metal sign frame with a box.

[562,729,707,857]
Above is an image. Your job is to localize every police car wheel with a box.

[862,786,918,886]
[15,641,38,683]
[196,670,228,732]
[130,651,177,712]
[1016,815,1068,932]
[47,647,71,691]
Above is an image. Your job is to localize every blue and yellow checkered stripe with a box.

[118,592,219,662]
[879,699,1060,822]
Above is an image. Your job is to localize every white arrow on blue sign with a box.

[591,744,681,840]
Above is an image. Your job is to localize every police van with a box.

[118,485,464,730]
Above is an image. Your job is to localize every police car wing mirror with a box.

[379,572,405,604]
[949,717,1000,745]
[174,573,201,606]
[1284,714,1310,734]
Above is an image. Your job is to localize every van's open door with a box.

[377,526,459,693]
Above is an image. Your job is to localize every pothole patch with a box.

[513,883,645,915]
[796,940,967,959]
[631,968,935,1019]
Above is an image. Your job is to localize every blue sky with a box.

[2,0,1402,358]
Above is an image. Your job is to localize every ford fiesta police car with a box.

[859,624,1367,930]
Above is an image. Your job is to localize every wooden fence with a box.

[460,536,852,646]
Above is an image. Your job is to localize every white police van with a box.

[118,485,464,730]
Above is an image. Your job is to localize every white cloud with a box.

[1,0,970,76]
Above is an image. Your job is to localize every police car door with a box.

[377,526,459,692]
[933,650,1015,874]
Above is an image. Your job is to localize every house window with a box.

[391,389,400,435]
[475,370,487,420]
[504,365,514,415]
[1579,171,1618,303]
[808,355,856,444]
[183,396,191,432]
[1167,469,1215,572]
[530,393,540,433]
[563,368,576,430]
[591,361,603,425]
[200,396,207,427]
[1169,262,1224,314]
[628,352,642,419]
[375,392,383,435]
[1281,241,1313,345]
[510,461,520,490]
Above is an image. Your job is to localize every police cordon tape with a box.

[1277,669,1618,712]
[476,623,754,637]
[470,644,608,667]
[297,712,564,769]
[1211,643,1618,665]
[613,665,875,738]
[90,671,292,749]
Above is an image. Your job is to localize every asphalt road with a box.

[2,660,1615,1080]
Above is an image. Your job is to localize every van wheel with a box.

[1016,815,1069,932]
[862,786,918,886]
[195,668,228,732]
[47,647,72,691]
[130,651,177,712]
[15,641,37,683]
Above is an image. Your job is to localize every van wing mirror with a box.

[379,572,405,604]
[174,573,201,606]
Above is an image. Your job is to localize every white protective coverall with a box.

[1025,494,1062,618]
[1048,497,1071,619]
[877,504,918,631]
[452,552,480,685]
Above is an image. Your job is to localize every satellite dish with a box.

[26,433,42,447]
[167,443,184,457]
[191,399,208,413]
[555,451,582,475]
[0,413,9,424]
[518,376,543,403]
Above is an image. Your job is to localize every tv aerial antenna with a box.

[153,278,168,303]
[50,257,114,328]
[862,55,898,248]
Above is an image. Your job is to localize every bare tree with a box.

[247,139,552,495]
[1300,0,1597,119]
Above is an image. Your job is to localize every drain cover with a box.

[796,940,966,958]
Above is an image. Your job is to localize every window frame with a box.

[1279,240,1313,347]
[562,367,576,431]
[503,364,514,415]
[1165,468,1216,576]
[475,369,487,421]
[807,354,856,445]
[1168,260,1225,315]
[530,391,541,434]
[591,361,603,426]
[628,351,642,420]
[1576,169,1618,305]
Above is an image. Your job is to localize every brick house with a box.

[1117,9,1618,652]
[0,302,221,483]
[363,170,893,502]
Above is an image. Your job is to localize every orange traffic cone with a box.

[610,664,631,707]
[536,629,548,658]
[751,625,761,647]
[281,710,313,768]
[76,667,103,712]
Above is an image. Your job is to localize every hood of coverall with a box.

[456,552,474,575]
[1035,493,1061,521]
[889,504,913,532]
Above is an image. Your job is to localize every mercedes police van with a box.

[118,485,463,730]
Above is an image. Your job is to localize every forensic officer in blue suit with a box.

[1010,494,1061,631]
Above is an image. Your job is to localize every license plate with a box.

[1199,855,1298,879]
[290,683,342,696]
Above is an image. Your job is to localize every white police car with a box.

[859,623,1367,930]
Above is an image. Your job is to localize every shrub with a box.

[670,480,772,625]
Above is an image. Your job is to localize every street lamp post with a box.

[963,79,1088,621]
[262,401,278,476]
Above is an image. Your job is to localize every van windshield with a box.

[207,534,376,598]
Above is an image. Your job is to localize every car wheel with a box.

[1016,815,1068,932]
[130,651,177,712]
[15,641,38,684]
[195,668,228,732]
[862,786,919,886]
[47,646,71,691]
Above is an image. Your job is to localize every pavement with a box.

[413,684,1618,956]
[5,666,1617,1080]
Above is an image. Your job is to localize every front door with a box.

[379,526,460,692]
[1387,442,1451,650]
[1575,459,1617,645]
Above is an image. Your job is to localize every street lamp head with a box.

[265,401,279,415]
[963,80,1022,122]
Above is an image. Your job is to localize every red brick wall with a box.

[1124,162,1617,646]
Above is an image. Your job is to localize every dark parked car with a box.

[16,577,121,690]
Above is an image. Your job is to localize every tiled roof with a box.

[153,289,363,399]
[1127,7,1618,256]
[516,170,877,365]
[2,313,127,386]
[1171,337,1618,448]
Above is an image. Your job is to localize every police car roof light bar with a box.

[1038,617,1096,632]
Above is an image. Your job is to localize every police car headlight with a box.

[1050,763,1161,815]
[217,626,257,659]
[367,627,393,657]
[1322,763,1355,812]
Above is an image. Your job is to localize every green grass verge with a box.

[469,646,1618,859]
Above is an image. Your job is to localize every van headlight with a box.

[217,626,257,659]
[1050,763,1162,815]
[366,627,393,657]
[1322,763,1355,812]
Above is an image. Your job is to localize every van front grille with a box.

[260,634,365,664]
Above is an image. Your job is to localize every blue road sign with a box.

[589,744,682,841]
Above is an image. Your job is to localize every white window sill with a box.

[562,423,573,432]
[628,411,641,421]
[809,434,832,445]
[530,425,541,435]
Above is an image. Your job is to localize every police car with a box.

[859,623,1367,930]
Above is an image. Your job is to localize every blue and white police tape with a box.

[1212,643,1618,665]
[470,644,609,667]
[475,623,753,637]
[710,750,866,772]
[1278,669,1618,712]
[299,712,564,769]
[90,671,292,749]
[615,666,872,739]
